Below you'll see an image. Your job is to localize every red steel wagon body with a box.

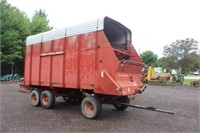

[23,17,146,119]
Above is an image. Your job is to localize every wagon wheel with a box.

[81,96,102,119]
[30,89,41,107]
[40,90,55,109]
[113,96,129,111]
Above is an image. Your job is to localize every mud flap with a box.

[19,83,31,93]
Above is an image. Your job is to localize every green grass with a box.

[183,79,193,86]
[155,72,169,76]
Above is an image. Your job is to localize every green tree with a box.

[0,0,30,74]
[0,1,53,75]
[157,57,165,67]
[163,38,199,74]
[30,9,52,34]
[140,50,158,66]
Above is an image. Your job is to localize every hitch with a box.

[114,102,176,115]
[138,85,147,94]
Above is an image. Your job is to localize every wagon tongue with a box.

[113,102,176,115]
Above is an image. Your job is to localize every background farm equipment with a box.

[172,74,184,85]
[142,66,184,85]
[190,79,200,86]
[0,74,20,81]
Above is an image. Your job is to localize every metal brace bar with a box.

[114,102,176,115]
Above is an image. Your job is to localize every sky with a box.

[7,0,200,57]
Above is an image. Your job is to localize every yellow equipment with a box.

[147,66,155,81]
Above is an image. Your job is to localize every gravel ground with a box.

[0,83,199,132]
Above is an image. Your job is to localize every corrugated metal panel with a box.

[53,28,67,40]
[26,17,105,45]
[67,20,99,37]
[42,30,54,42]
[97,18,104,30]
[42,28,66,42]
[26,34,42,45]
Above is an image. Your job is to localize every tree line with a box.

[1,0,199,76]
[140,38,200,74]
[0,0,52,75]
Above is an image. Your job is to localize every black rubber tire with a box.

[113,96,129,111]
[40,90,55,109]
[81,96,102,119]
[30,89,41,107]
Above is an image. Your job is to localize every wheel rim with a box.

[84,100,94,116]
[42,94,48,105]
[31,93,37,103]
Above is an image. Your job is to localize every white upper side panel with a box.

[26,18,104,45]
[54,28,67,40]
[67,19,103,37]
[26,34,42,45]
[42,30,54,42]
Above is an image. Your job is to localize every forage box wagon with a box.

[23,17,146,119]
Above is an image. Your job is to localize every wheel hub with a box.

[42,95,48,105]
[31,94,37,102]
[84,101,94,115]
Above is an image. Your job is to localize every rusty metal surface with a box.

[24,17,144,96]
[1,83,199,132]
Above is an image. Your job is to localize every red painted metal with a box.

[24,17,144,96]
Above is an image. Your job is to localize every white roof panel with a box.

[26,34,42,45]
[26,17,105,45]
